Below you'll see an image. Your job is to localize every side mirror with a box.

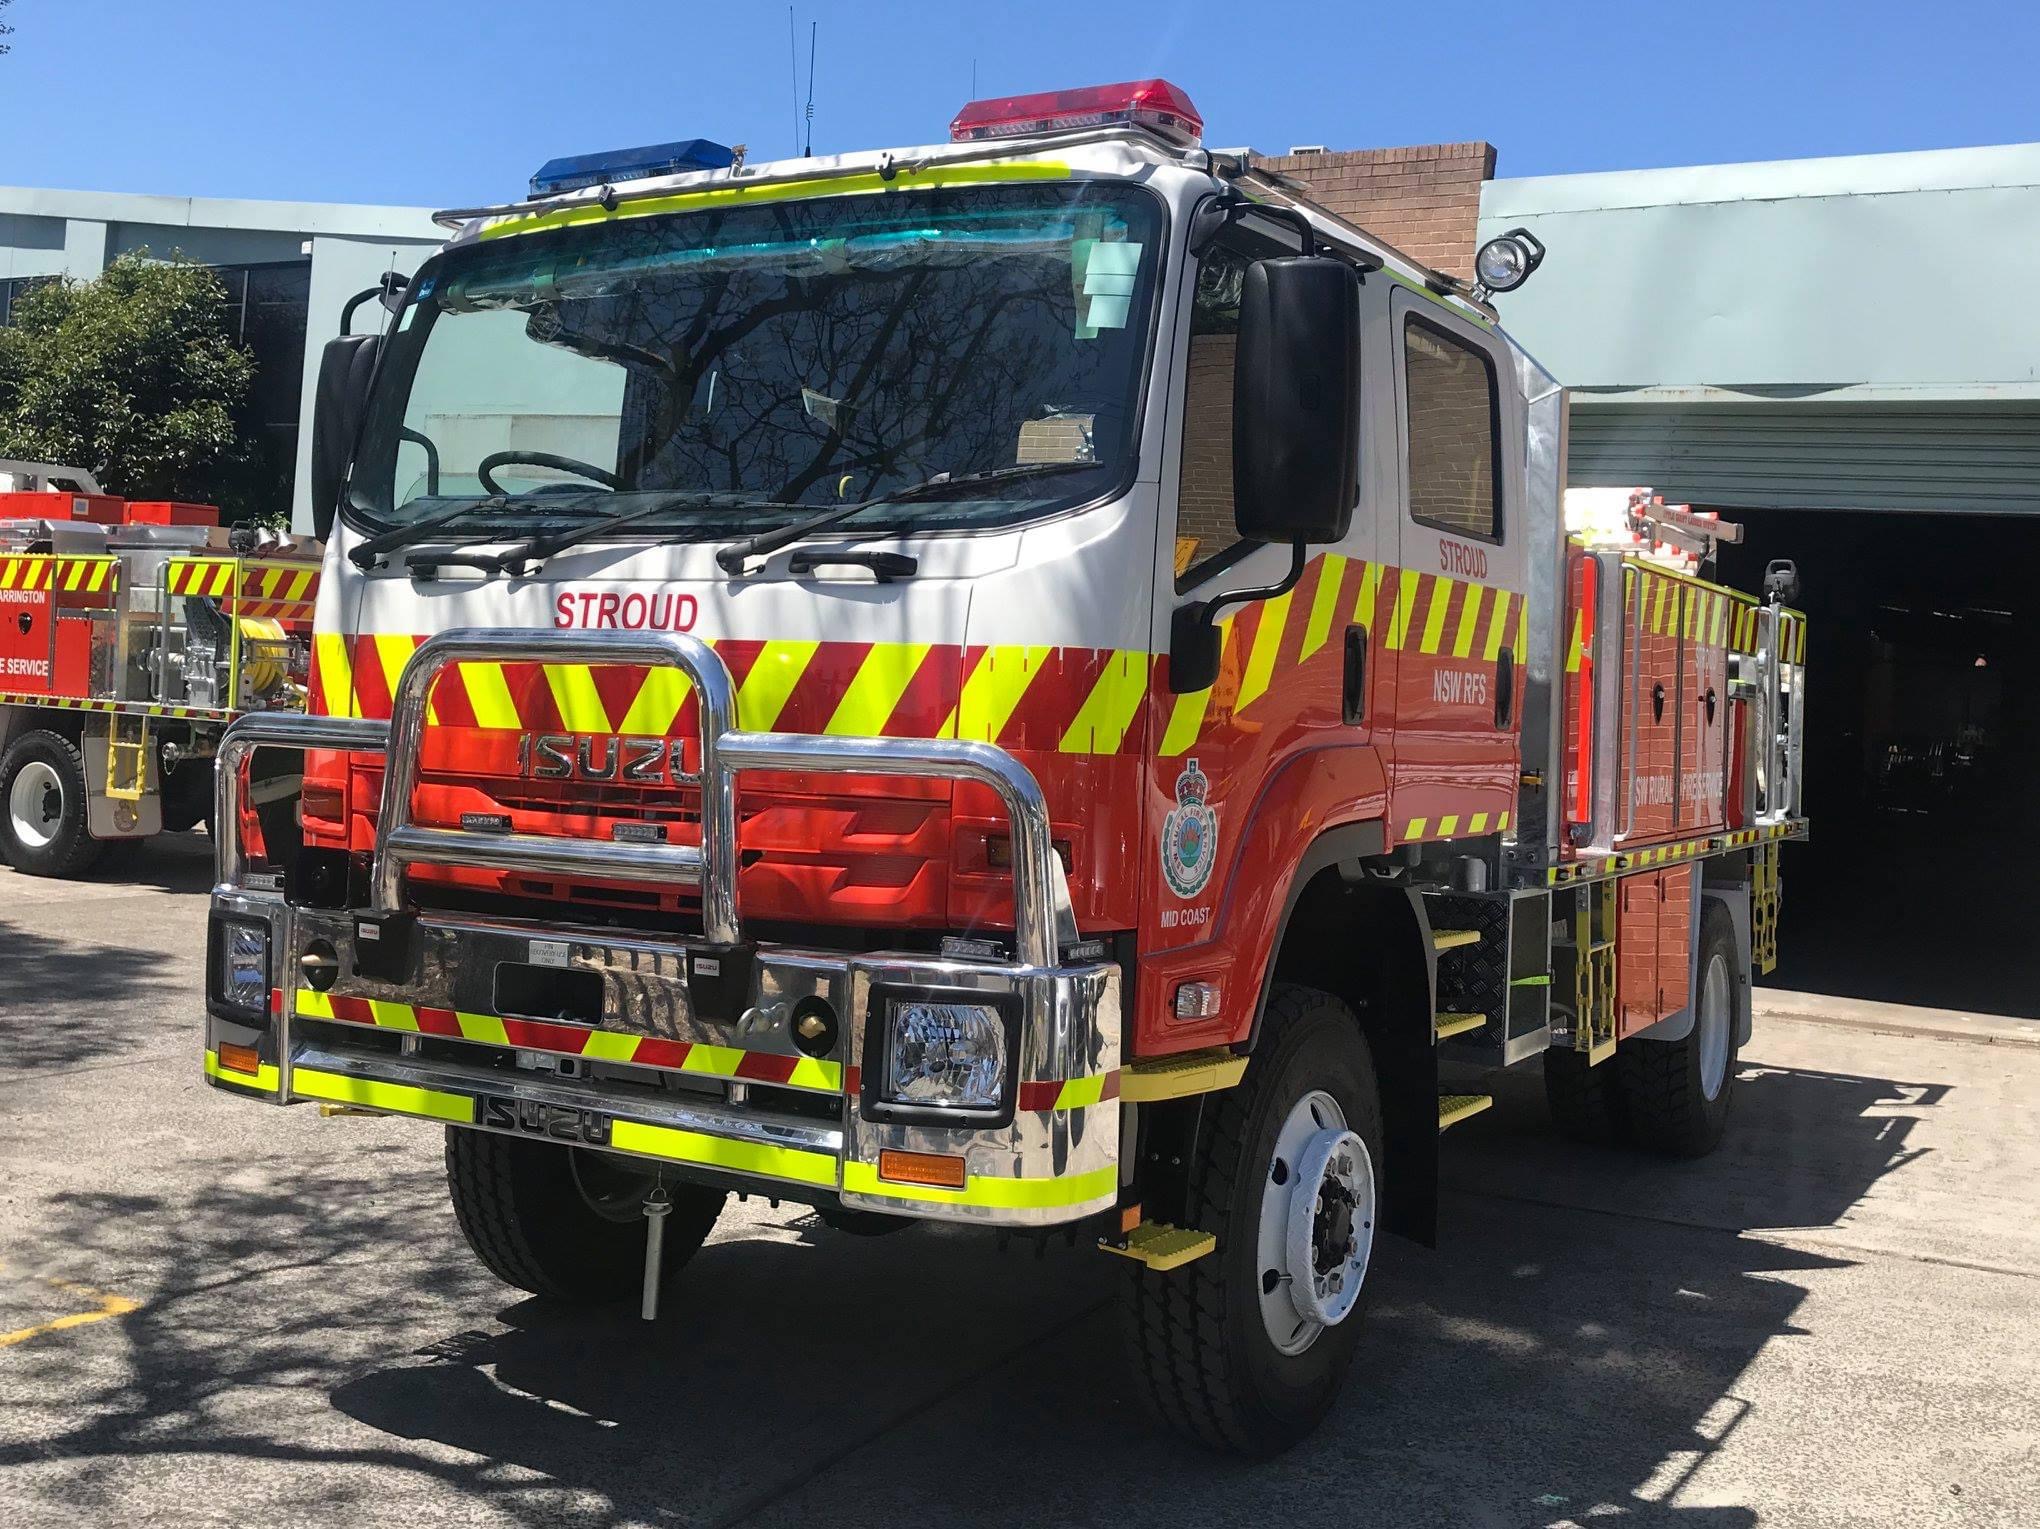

[1233,256,1360,544]
[310,334,379,541]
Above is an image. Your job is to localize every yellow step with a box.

[1432,928,1481,953]
[1438,1093,1494,1132]
[1098,1221,1217,1272]
[1434,1012,1486,1041]
[1120,1049,1249,1103]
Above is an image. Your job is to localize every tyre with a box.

[1123,983,1384,1456]
[1616,902,1743,1157]
[444,1128,726,1302]
[0,730,104,877]
[1543,1044,1624,1145]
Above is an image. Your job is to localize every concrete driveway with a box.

[2,836,2035,1527]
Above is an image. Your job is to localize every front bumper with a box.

[203,629,1121,1228]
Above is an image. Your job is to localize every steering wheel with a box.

[476,450,623,496]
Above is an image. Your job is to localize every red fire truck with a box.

[0,460,321,876]
[198,80,1809,1454]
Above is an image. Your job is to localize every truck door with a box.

[1143,215,1393,977]
[1384,291,1525,847]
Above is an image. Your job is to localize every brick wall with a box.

[1251,142,1498,280]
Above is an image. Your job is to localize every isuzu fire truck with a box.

[199,80,1810,1453]
[0,460,319,875]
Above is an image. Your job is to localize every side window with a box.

[1173,240,1252,587]
[1404,317,1502,543]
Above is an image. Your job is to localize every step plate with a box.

[1098,1221,1217,1272]
[1432,928,1482,952]
[1120,1049,1248,1103]
[1434,1012,1486,1041]
[1437,1093,1494,1131]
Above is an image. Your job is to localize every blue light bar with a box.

[529,139,736,197]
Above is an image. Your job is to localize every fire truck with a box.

[198,80,1809,1454]
[0,460,319,876]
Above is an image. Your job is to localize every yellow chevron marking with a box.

[456,1012,510,1046]
[1406,817,1428,839]
[259,568,282,597]
[1299,553,1348,660]
[733,640,816,731]
[1684,590,1700,640]
[1061,650,1149,753]
[1419,575,1453,655]
[579,1030,640,1063]
[544,663,612,734]
[210,563,235,598]
[1438,814,1460,836]
[1484,589,1515,662]
[294,989,335,1020]
[1386,568,1421,650]
[460,662,522,731]
[1515,589,1527,656]
[89,561,112,592]
[681,1044,745,1078]
[368,998,419,1032]
[0,561,17,591]
[375,633,442,725]
[1452,583,1486,659]
[786,1056,843,1092]
[1353,559,1384,633]
[1469,811,1489,833]
[826,643,929,736]
[958,645,1050,741]
[1236,590,1294,711]
[1651,577,1671,636]
[1054,1074,1109,1110]
[63,560,87,591]
[315,632,357,718]
[1565,610,1584,674]
[1159,617,1234,757]
[1498,811,1510,831]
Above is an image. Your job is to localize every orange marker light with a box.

[218,1043,262,1076]
[877,1150,967,1190]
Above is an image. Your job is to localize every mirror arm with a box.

[1170,539,1309,693]
[1186,538,1307,630]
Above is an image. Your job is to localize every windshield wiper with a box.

[349,497,512,569]
[715,461,1106,576]
[486,490,805,574]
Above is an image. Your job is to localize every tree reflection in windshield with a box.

[351,183,1164,536]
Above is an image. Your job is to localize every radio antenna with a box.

[788,8,800,157]
[803,20,817,156]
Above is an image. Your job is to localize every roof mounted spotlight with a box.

[1472,226,1546,301]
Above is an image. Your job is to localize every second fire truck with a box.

[198,81,1809,1454]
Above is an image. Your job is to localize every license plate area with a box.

[493,960,604,1026]
[476,1091,613,1146]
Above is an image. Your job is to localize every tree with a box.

[0,253,259,516]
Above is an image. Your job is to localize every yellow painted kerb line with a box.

[0,1265,141,1350]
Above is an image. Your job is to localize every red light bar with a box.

[949,79,1203,147]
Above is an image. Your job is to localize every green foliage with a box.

[0,253,260,516]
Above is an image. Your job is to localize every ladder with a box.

[1571,877,1618,1064]
[106,713,149,802]
[1752,841,1781,975]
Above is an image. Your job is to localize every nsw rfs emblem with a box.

[1161,758,1219,899]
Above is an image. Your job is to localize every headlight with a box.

[209,916,271,1019]
[866,987,1018,1122]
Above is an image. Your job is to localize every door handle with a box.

[1343,625,1367,725]
[1496,646,1514,727]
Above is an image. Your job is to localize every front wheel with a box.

[444,1129,725,1302]
[0,730,103,877]
[1123,984,1383,1456]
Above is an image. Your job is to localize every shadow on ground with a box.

[0,1055,1950,1528]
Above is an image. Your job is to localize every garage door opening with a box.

[1717,509,2040,1018]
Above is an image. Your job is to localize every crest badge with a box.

[1161,758,1219,899]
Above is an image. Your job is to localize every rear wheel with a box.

[1616,902,1743,1157]
[444,1128,726,1302]
[1,730,103,877]
[1123,984,1383,1456]
[1543,1044,1624,1144]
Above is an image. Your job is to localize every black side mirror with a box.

[1233,256,1360,544]
[310,334,379,541]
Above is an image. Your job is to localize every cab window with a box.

[1404,317,1502,543]
[1173,239,1253,586]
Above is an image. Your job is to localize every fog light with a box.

[1174,980,1222,1019]
[210,917,271,1020]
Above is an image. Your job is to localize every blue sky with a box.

[2,0,2036,207]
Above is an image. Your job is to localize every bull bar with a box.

[213,628,1079,967]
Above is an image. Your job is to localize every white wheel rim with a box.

[1698,952,1732,1101]
[8,760,64,851]
[1256,1089,1376,1356]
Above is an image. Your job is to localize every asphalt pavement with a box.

[2,834,2036,1528]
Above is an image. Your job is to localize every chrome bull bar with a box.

[215,628,1079,967]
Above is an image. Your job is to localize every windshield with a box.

[347,181,1165,540]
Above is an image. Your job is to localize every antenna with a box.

[788,7,800,158]
[803,20,817,156]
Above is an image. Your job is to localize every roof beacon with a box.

[949,79,1204,148]
[529,139,736,198]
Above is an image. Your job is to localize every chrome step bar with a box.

[216,628,1079,968]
